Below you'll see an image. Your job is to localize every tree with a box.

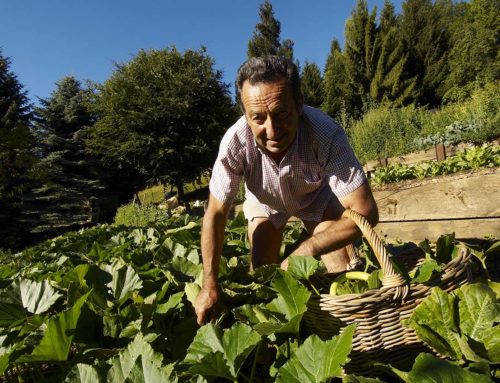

[247,0,294,59]
[19,76,117,241]
[369,1,417,106]
[400,0,453,106]
[84,47,236,198]
[322,39,352,121]
[0,51,34,249]
[444,0,500,101]
[342,0,379,116]
[300,61,324,108]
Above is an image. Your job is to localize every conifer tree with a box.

[342,0,378,116]
[369,1,417,105]
[300,61,324,108]
[444,0,500,101]
[247,0,294,60]
[21,77,111,241]
[400,0,452,106]
[0,51,34,249]
[322,40,351,121]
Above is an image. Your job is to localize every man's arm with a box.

[290,182,378,257]
[194,193,232,325]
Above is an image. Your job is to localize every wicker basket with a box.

[304,209,472,372]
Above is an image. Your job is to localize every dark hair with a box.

[235,55,301,111]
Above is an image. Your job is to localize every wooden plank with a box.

[373,168,500,221]
[375,218,500,243]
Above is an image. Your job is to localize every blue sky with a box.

[1,0,402,103]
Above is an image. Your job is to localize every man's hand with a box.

[194,285,220,326]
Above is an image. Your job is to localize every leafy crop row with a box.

[370,144,500,186]
[0,214,498,382]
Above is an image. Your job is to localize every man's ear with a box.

[297,94,304,114]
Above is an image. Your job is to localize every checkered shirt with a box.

[209,105,367,227]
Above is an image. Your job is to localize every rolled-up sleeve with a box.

[324,128,367,198]
[209,124,246,204]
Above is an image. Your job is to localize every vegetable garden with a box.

[0,212,498,382]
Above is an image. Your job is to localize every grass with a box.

[138,175,211,204]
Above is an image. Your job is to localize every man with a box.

[194,56,378,325]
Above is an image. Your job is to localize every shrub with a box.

[415,82,500,148]
[113,202,168,227]
[350,82,499,163]
[349,105,423,164]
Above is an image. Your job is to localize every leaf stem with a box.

[309,282,320,295]
[249,341,262,383]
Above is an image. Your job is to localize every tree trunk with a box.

[175,180,185,200]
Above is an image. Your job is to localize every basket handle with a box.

[342,209,409,299]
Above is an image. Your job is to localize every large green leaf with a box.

[434,233,455,264]
[482,326,500,363]
[185,323,260,380]
[106,261,143,301]
[3,279,62,315]
[0,302,26,327]
[456,284,499,342]
[184,324,224,365]
[17,291,90,362]
[107,333,175,383]
[407,353,493,383]
[188,352,232,380]
[276,324,355,383]
[64,363,104,383]
[405,287,461,359]
[287,256,323,280]
[222,322,261,376]
[156,291,184,315]
[268,270,311,319]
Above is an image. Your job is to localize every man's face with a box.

[241,78,302,160]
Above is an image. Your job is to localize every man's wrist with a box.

[202,276,219,289]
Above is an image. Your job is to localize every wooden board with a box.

[373,168,500,241]
[375,218,500,242]
[373,168,500,221]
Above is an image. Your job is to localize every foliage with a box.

[321,39,351,122]
[16,76,118,243]
[415,82,500,148]
[323,0,417,121]
[399,0,452,107]
[113,202,169,227]
[444,0,500,102]
[247,0,294,60]
[83,47,236,198]
[0,50,35,249]
[349,104,423,163]
[0,212,498,381]
[300,61,324,108]
[350,81,500,163]
[369,144,500,186]
[405,283,499,365]
[0,216,357,382]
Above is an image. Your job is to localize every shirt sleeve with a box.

[209,125,245,204]
[323,125,367,198]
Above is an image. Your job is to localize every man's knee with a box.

[247,218,283,268]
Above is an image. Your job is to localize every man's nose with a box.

[264,117,281,139]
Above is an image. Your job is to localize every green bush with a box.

[349,82,499,163]
[113,202,168,227]
[349,105,424,164]
[416,82,500,147]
